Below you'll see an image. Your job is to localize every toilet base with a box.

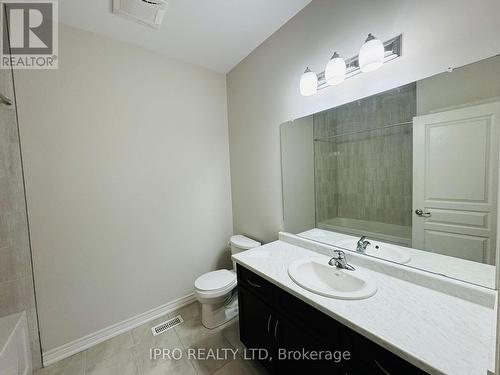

[201,293,238,329]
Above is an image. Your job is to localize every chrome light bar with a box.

[317,34,402,91]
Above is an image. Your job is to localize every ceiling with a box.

[58,0,311,73]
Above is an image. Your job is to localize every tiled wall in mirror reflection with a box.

[314,83,415,244]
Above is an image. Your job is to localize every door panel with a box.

[413,102,500,264]
[424,230,488,262]
[425,209,489,228]
[425,118,489,202]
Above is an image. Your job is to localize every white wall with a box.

[14,24,233,351]
[227,0,500,243]
[280,116,314,233]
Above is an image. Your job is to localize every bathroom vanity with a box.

[233,236,496,375]
[237,265,425,374]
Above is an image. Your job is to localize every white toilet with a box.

[194,235,261,329]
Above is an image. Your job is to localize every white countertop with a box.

[299,228,496,289]
[233,240,497,375]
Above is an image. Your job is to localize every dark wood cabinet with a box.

[274,314,343,374]
[237,284,275,372]
[237,265,427,375]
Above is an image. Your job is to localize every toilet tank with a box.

[230,235,261,269]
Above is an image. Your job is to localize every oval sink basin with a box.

[335,239,411,264]
[288,258,377,300]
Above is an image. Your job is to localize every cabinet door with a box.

[346,329,427,375]
[274,315,345,375]
[237,285,275,373]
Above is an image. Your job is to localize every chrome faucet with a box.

[329,250,355,271]
[356,236,371,253]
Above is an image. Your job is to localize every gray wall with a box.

[314,84,415,227]
[0,65,41,368]
[226,0,500,243]
[14,25,233,352]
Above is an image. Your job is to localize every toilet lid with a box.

[195,270,236,291]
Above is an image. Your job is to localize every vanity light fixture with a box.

[299,34,402,96]
[325,52,346,85]
[359,33,385,72]
[299,67,318,96]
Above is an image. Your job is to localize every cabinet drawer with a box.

[237,265,274,304]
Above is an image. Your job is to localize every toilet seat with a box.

[194,270,237,298]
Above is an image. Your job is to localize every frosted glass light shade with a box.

[359,34,384,73]
[325,53,346,85]
[300,68,318,96]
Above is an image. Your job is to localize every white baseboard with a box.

[42,293,196,367]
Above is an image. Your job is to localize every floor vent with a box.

[151,315,183,336]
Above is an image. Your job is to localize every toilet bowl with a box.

[194,235,261,329]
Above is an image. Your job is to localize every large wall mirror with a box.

[281,55,500,289]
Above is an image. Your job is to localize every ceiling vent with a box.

[112,0,168,29]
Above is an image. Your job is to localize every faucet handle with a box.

[356,235,371,253]
[333,249,346,259]
[329,250,343,265]
[329,249,355,270]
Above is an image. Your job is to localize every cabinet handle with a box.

[267,315,272,337]
[247,279,261,288]
[374,359,391,375]
[274,320,279,341]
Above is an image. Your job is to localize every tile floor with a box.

[35,302,268,375]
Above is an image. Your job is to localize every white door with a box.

[412,102,500,264]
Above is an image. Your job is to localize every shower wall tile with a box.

[0,67,42,368]
[314,140,338,223]
[0,279,24,316]
[314,83,415,229]
[0,245,24,282]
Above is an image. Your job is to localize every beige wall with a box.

[417,55,500,115]
[14,25,233,351]
[280,116,314,233]
[227,0,500,243]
